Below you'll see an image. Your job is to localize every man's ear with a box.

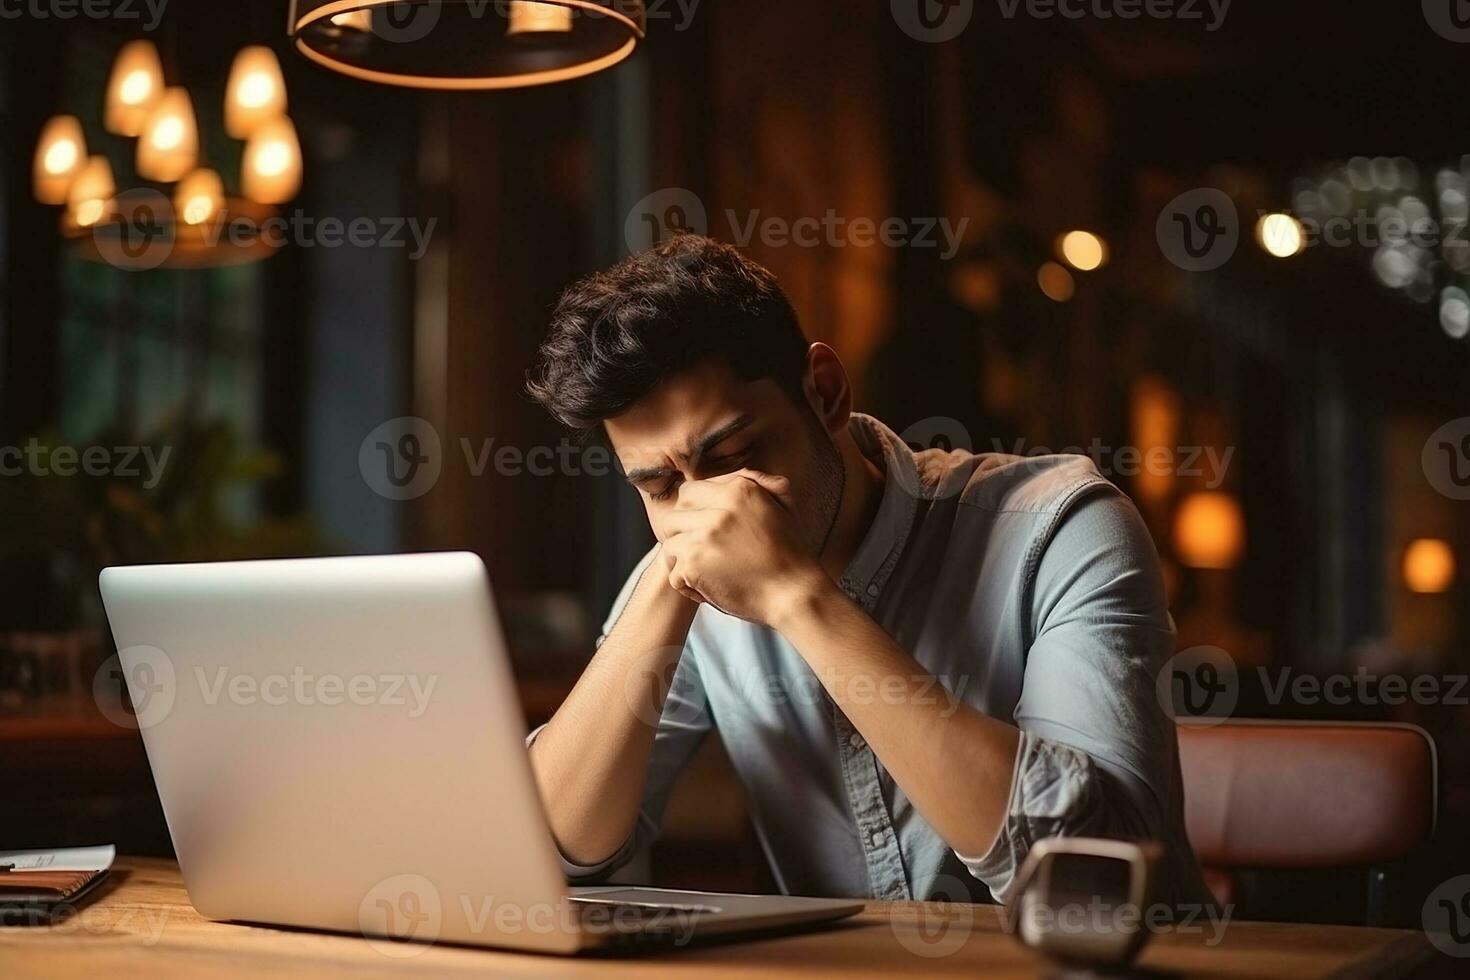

[801,343,852,435]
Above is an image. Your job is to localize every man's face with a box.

[604,361,844,555]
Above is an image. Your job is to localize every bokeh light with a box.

[1403,538,1455,594]
[1256,213,1304,258]
[1057,230,1107,271]
[1037,261,1076,302]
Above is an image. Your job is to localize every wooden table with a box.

[0,858,1442,979]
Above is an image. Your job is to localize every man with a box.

[524,234,1209,906]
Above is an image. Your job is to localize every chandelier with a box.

[289,1,645,90]
[31,41,303,270]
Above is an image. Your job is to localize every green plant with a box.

[0,412,320,628]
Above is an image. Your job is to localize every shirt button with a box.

[866,584,879,597]
[849,733,866,751]
[870,830,886,848]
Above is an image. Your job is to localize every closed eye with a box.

[701,449,751,475]
[648,480,680,501]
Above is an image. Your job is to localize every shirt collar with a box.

[840,414,923,597]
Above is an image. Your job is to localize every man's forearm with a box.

[529,556,698,866]
[771,574,1021,858]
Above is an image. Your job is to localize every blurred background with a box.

[1,0,1466,927]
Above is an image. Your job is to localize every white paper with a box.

[0,844,115,872]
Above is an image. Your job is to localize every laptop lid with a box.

[99,552,583,953]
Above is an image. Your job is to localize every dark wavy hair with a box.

[526,235,809,431]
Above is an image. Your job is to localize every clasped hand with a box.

[656,470,827,625]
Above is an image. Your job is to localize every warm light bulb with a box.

[1403,538,1455,594]
[1058,230,1107,271]
[1174,491,1245,570]
[329,9,373,30]
[507,0,574,34]
[44,139,78,175]
[120,69,153,105]
[241,74,274,107]
[1256,213,1304,258]
[152,117,183,150]
[66,155,115,228]
[105,40,165,137]
[137,87,198,182]
[33,115,87,204]
[242,115,302,204]
[225,46,288,139]
[256,143,290,177]
[174,168,224,227]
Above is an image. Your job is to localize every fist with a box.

[660,470,824,624]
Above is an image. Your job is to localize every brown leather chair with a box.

[1177,719,1437,922]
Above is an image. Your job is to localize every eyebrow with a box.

[622,415,754,486]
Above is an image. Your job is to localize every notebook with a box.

[0,845,115,922]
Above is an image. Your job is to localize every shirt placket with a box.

[834,574,911,901]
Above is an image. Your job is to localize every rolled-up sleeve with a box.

[954,489,1183,902]
[526,548,713,883]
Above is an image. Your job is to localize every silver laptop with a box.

[98,552,861,954]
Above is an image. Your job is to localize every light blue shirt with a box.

[532,414,1210,905]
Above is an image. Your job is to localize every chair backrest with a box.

[1177,720,1437,871]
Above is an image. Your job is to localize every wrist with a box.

[765,563,840,634]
